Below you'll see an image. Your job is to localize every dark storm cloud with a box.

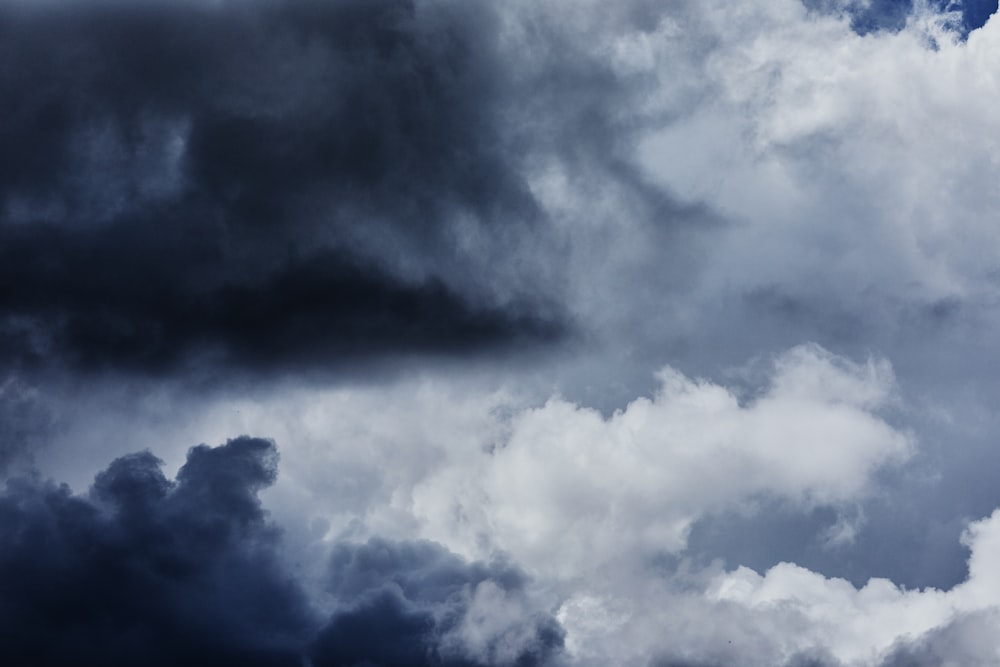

[0,225,561,375]
[0,0,566,376]
[0,436,564,666]
[0,436,309,666]
[0,0,526,225]
[313,539,565,667]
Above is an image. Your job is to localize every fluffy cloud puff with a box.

[412,344,910,578]
[704,508,1000,666]
[545,509,1000,667]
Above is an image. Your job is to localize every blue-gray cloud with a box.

[0,437,564,666]
[0,0,568,378]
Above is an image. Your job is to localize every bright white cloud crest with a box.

[707,508,1000,666]
[411,345,908,579]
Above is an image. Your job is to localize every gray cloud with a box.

[878,610,1000,666]
[7,0,1000,665]
[315,539,564,667]
[0,0,570,378]
[0,436,309,666]
[0,436,565,666]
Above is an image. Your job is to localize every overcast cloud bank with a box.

[3,0,1000,665]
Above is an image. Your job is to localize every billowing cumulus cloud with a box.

[316,539,564,667]
[0,437,309,665]
[543,508,1000,667]
[702,508,1000,666]
[6,0,1000,665]
[0,437,564,666]
[412,345,910,578]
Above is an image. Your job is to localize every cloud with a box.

[412,344,910,578]
[0,0,572,377]
[0,436,565,666]
[0,0,739,381]
[639,0,1000,311]
[0,436,309,666]
[19,343,911,580]
[618,0,1000,393]
[0,416,926,667]
[541,507,1000,667]
[8,342,917,665]
[314,539,564,667]
[877,609,1000,666]
[0,233,562,376]
[611,1,1000,593]
[7,1,1000,665]
[700,508,1000,665]
[0,375,53,472]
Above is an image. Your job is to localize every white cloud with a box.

[544,509,1000,667]
[411,344,908,579]
[703,508,1000,665]
[635,1,1000,305]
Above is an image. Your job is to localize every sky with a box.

[2,0,1000,665]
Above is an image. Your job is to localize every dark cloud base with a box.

[0,224,563,376]
[0,0,565,378]
[0,437,564,667]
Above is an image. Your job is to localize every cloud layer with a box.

[4,0,1000,665]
